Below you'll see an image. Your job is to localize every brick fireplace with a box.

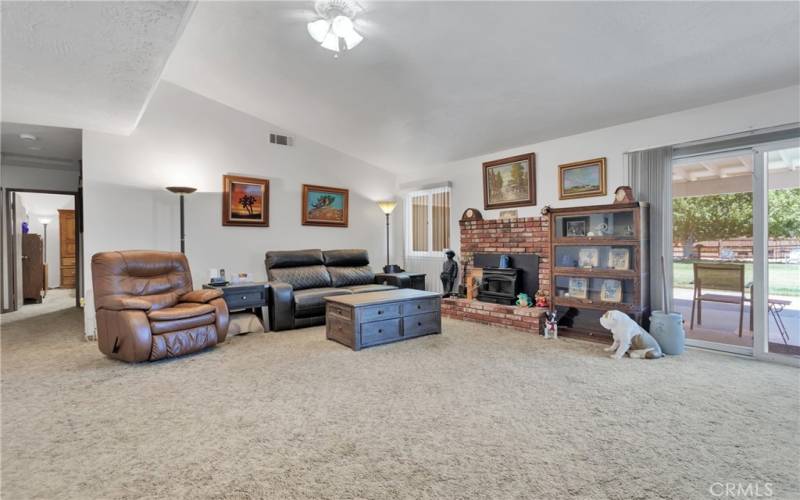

[442,216,551,334]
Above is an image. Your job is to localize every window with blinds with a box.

[405,186,451,256]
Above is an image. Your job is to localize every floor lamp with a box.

[377,200,399,273]
[166,186,197,253]
[38,217,51,262]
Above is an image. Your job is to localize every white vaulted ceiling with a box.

[1,2,798,173]
[162,1,800,172]
[1,1,194,134]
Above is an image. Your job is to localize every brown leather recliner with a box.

[91,250,229,362]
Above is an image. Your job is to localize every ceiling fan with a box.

[306,0,365,54]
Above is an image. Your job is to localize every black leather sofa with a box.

[266,249,403,331]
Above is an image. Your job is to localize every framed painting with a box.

[483,153,536,210]
[222,175,269,227]
[302,184,349,227]
[558,157,607,200]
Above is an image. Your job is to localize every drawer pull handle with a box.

[417,304,422,309]
[241,296,247,300]
[378,329,383,333]
[377,310,383,315]
[417,322,422,326]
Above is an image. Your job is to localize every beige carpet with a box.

[2,308,799,500]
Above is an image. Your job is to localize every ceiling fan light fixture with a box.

[308,0,365,54]
[320,31,340,52]
[342,29,363,50]
[307,19,330,43]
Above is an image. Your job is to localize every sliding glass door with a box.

[753,141,800,362]
[671,138,800,363]
[672,150,755,354]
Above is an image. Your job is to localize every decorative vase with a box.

[649,311,685,355]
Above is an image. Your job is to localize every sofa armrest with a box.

[376,273,410,289]
[96,295,152,312]
[180,289,224,304]
[95,309,152,362]
[268,281,294,331]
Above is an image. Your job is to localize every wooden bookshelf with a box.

[548,202,649,341]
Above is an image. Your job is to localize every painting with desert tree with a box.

[223,174,269,227]
[302,184,349,227]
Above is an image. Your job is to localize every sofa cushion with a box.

[147,303,215,321]
[270,265,332,291]
[342,284,397,294]
[323,249,369,267]
[293,287,352,318]
[328,265,375,287]
[150,312,216,335]
[265,249,324,270]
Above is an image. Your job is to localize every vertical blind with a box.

[406,186,451,256]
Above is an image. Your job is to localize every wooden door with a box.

[59,209,76,288]
[22,234,44,301]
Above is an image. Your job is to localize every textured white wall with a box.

[82,81,398,337]
[397,85,800,262]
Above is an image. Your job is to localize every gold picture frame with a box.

[558,157,607,200]
[222,175,269,227]
[483,153,536,210]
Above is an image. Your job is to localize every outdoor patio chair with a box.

[690,262,749,337]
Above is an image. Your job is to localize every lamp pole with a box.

[166,187,197,253]
[385,212,390,267]
[377,200,397,272]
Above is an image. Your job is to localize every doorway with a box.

[671,141,800,360]
[2,189,81,320]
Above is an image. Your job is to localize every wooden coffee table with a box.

[324,289,442,350]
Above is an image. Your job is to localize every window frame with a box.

[404,186,451,258]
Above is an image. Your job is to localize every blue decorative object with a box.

[21,222,29,234]
[649,311,685,355]
[499,254,510,268]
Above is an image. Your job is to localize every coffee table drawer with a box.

[406,298,438,315]
[403,312,440,337]
[361,303,401,323]
[360,318,401,345]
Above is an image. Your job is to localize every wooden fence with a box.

[673,238,800,262]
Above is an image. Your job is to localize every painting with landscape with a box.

[302,184,349,227]
[223,175,269,227]
[559,158,607,199]
[483,153,536,209]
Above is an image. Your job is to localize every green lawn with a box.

[673,261,800,297]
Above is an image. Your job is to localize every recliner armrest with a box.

[96,295,152,312]
[268,281,294,331]
[180,289,224,304]
[376,273,410,288]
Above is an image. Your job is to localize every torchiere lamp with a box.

[38,217,52,262]
[377,200,400,273]
[166,186,197,253]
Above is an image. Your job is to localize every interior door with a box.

[59,209,76,288]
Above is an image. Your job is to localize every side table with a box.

[375,272,426,291]
[203,281,270,330]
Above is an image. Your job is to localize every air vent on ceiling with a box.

[270,133,292,146]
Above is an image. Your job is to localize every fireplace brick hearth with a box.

[441,216,551,333]
[442,298,548,334]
